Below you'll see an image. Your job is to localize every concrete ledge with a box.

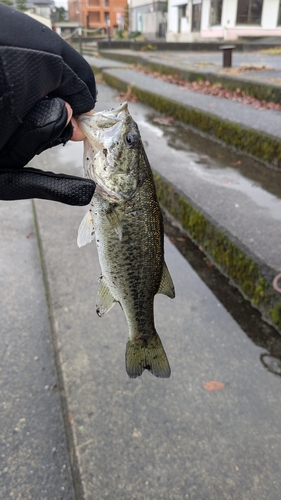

[153,172,281,332]
[96,40,279,52]
[98,50,281,104]
[98,69,281,169]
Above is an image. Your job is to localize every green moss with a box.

[102,78,281,168]
[99,50,281,104]
[153,172,281,332]
[101,70,281,331]
[269,303,281,329]
[99,51,138,65]
[102,73,128,93]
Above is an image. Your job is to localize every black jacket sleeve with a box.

[0,4,96,205]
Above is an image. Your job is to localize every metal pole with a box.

[107,19,111,48]
[78,25,82,55]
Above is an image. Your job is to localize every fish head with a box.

[78,102,142,201]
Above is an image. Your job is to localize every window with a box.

[177,4,186,33]
[192,3,202,32]
[236,0,263,25]
[104,12,110,24]
[103,0,109,6]
[89,11,100,23]
[210,0,223,26]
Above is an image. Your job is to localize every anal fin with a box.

[157,261,175,299]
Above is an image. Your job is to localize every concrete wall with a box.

[130,0,167,37]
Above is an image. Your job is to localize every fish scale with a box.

[77,102,175,378]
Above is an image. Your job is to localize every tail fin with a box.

[125,333,171,379]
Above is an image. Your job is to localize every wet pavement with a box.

[1,82,281,498]
[0,202,75,499]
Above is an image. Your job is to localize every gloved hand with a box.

[0,4,97,205]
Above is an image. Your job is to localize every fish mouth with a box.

[97,102,129,120]
[78,102,129,133]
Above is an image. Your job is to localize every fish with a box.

[77,102,175,378]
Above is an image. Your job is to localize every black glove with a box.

[0,97,74,169]
[0,168,95,206]
[0,4,97,205]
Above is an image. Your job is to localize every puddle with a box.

[147,112,281,220]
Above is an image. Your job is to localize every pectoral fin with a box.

[96,276,116,317]
[77,210,95,248]
[157,261,175,299]
[106,206,123,241]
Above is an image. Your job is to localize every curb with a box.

[32,201,85,499]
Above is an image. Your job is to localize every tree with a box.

[0,0,14,6]
[124,3,129,32]
[15,0,28,11]
[57,6,67,22]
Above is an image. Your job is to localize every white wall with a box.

[130,0,149,8]
[221,0,237,29]
[142,11,165,34]
[166,0,281,42]
[261,0,279,29]
[201,0,210,30]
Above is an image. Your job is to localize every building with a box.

[25,0,56,23]
[167,0,281,42]
[130,0,167,38]
[68,0,127,34]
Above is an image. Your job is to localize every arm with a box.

[0,4,97,205]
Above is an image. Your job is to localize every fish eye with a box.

[125,133,139,148]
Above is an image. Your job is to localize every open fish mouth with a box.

[78,102,130,133]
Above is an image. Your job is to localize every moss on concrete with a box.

[99,51,139,65]
[99,69,281,329]
[102,72,281,168]
[269,303,281,329]
[99,50,281,104]
[153,172,281,332]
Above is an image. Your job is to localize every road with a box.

[1,82,281,499]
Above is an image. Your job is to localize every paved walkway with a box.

[3,83,281,498]
[2,55,281,499]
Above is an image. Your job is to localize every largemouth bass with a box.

[77,102,175,378]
